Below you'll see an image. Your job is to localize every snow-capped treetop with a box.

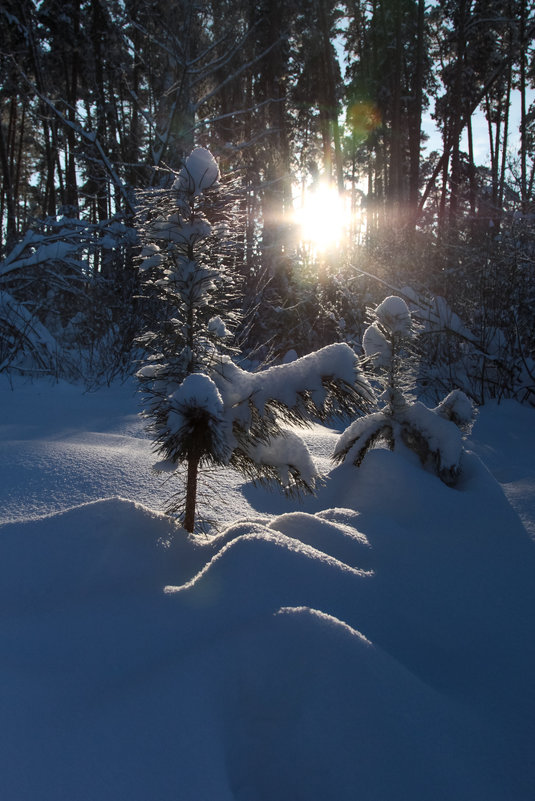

[337,295,473,485]
[363,296,413,367]
[169,373,224,418]
[165,373,231,470]
[374,295,412,336]
[173,147,220,197]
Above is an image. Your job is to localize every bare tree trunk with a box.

[467,115,477,222]
[389,0,403,224]
[0,118,17,251]
[408,0,425,225]
[519,0,528,212]
[65,0,81,214]
[498,58,512,212]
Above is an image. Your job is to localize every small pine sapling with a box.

[333,296,475,485]
[136,147,240,531]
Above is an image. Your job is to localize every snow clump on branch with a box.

[172,147,220,196]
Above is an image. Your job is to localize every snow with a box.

[214,342,372,413]
[208,314,231,338]
[374,294,412,335]
[402,399,463,471]
[173,146,220,196]
[139,242,163,270]
[169,372,224,417]
[246,429,319,490]
[0,236,80,277]
[363,296,412,365]
[1,376,534,800]
[435,388,475,428]
[362,319,391,364]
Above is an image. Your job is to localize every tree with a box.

[333,296,475,485]
[343,0,431,235]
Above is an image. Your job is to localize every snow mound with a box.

[267,510,371,569]
[0,498,186,609]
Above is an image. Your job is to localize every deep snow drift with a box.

[1,378,534,800]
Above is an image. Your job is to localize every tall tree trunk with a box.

[467,115,477,221]
[318,0,343,188]
[408,0,425,224]
[0,118,17,252]
[519,0,528,212]
[65,0,81,214]
[498,57,512,213]
[448,0,469,231]
[389,0,403,223]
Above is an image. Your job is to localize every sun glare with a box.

[295,182,349,252]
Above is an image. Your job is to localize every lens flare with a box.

[347,101,382,142]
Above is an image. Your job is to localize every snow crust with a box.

[1,378,534,800]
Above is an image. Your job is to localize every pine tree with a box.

[333,296,475,485]
[136,147,238,531]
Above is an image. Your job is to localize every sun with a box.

[295,182,350,252]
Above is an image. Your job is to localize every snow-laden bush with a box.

[0,216,137,382]
[408,289,535,407]
[334,296,475,485]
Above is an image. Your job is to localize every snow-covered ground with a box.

[1,377,534,800]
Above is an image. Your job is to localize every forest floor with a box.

[1,376,534,801]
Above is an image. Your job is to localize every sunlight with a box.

[295,182,350,252]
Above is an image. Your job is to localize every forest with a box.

[2,5,535,795]
[1,0,534,405]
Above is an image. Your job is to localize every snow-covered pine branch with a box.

[213,342,373,428]
[212,343,373,498]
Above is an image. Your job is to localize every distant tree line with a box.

[1,0,534,403]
